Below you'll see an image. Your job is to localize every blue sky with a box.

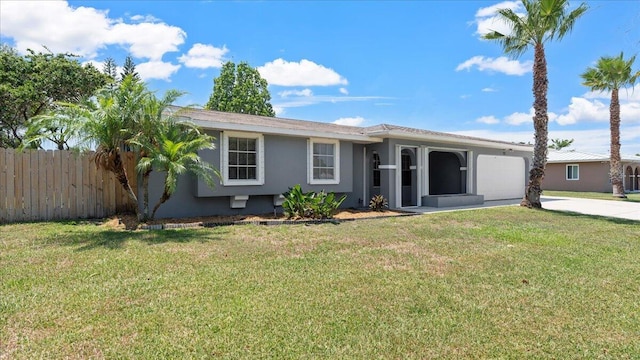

[1,0,639,154]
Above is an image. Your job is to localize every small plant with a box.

[369,194,388,212]
[282,185,346,219]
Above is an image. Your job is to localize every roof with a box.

[364,124,532,151]
[172,106,374,143]
[171,106,533,151]
[548,150,640,163]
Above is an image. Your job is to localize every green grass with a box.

[543,190,640,202]
[2,208,639,359]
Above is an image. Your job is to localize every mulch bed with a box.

[103,209,416,231]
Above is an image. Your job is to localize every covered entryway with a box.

[477,155,525,200]
[428,151,466,195]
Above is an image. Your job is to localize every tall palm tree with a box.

[133,119,218,220]
[581,53,639,198]
[484,0,588,208]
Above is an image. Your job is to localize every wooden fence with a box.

[0,149,137,223]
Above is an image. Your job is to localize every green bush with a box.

[282,184,346,219]
[369,194,388,212]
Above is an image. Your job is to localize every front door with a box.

[401,149,416,206]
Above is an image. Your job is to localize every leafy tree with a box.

[21,102,89,150]
[205,61,275,116]
[548,138,574,150]
[0,46,107,148]
[121,55,140,82]
[483,0,588,208]
[581,52,640,198]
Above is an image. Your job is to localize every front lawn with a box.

[1,207,639,358]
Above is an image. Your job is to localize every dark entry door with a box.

[401,150,414,206]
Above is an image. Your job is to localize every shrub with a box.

[369,194,388,212]
[282,185,346,219]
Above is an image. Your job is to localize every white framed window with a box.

[221,131,264,186]
[566,164,579,180]
[308,138,340,185]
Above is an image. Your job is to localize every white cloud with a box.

[130,14,161,23]
[556,96,640,125]
[0,1,185,61]
[339,87,349,95]
[273,106,285,117]
[107,22,185,61]
[137,61,181,81]
[456,56,532,76]
[482,87,497,92]
[257,59,348,86]
[273,95,386,111]
[476,115,500,124]
[333,116,366,126]
[474,1,522,37]
[460,94,472,99]
[178,43,228,69]
[278,89,313,98]
[451,126,640,155]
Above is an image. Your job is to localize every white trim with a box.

[362,146,367,207]
[566,164,580,181]
[395,145,402,208]
[467,151,474,194]
[308,138,340,185]
[221,131,265,186]
[379,164,396,170]
[416,147,422,207]
[423,147,430,196]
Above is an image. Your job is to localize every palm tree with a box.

[484,0,588,208]
[581,53,639,198]
[133,120,218,220]
[548,138,574,150]
[82,75,149,211]
[128,89,184,220]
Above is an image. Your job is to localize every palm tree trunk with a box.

[609,88,626,198]
[141,170,151,221]
[521,43,549,209]
[112,152,139,213]
[151,188,171,220]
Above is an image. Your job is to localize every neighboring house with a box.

[544,150,640,193]
[146,107,533,218]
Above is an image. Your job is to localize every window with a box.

[222,132,264,185]
[308,139,340,184]
[566,164,579,180]
[372,152,381,187]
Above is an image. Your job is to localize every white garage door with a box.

[477,155,525,201]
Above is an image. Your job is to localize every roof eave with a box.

[189,118,382,143]
[369,130,532,152]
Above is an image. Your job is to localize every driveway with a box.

[541,196,640,221]
[407,196,640,221]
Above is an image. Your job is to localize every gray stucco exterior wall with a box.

[144,131,359,218]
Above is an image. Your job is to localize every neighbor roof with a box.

[548,150,640,163]
[171,106,533,151]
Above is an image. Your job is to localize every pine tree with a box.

[121,55,140,82]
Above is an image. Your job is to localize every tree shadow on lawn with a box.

[46,222,228,251]
[542,209,639,226]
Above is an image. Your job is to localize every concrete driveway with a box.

[407,196,640,221]
[541,196,640,221]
